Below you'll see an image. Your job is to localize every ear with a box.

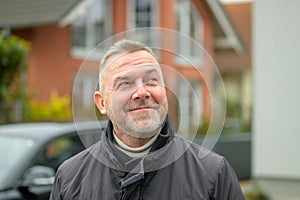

[94,91,107,115]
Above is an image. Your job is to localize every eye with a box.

[117,81,132,89]
[145,77,159,86]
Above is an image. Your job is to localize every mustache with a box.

[124,99,160,112]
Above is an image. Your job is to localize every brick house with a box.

[0,0,243,130]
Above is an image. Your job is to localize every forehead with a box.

[104,50,159,75]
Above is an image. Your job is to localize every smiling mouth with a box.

[126,103,160,112]
[129,106,152,112]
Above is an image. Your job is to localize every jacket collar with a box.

[99,115,175,172]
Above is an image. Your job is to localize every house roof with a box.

[0,0,91,28]
[0,0,243,53]
[205,0,244,54]
[214,2,252,71]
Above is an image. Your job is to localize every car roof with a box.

[0,120,107,142]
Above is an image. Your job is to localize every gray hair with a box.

[98,39,155,92]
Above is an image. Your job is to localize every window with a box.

[71,0,112,57]
[176,0,204,65]
[32,134,85,170]
[0,136,35,183]
[72,72,99,119]
[74,73,98,107]
[127,0,158,45]
[32,131,101,170]
[177,79,202,136]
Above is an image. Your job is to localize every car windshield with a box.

[0,135,35,184]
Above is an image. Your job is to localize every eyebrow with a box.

[145,68,159,75]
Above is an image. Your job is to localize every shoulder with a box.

[173,136,244,199]
[51,141,110,199]
[174,135,225,166]
[50,146,94,199]
[55,142,100,182]
[173,135,233,180]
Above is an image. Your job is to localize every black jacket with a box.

[50,119,245,200]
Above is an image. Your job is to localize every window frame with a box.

[127,0,159,29]
[175,0,204,67]
[126,0,159,46]
[177,79,203,135]
[70,0,113,59]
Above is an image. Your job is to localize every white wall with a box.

[253,0,300,179]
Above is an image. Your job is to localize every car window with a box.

[32,134,85,170]
[0,135,35,184]
[31,130,101,170]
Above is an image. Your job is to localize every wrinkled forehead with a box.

[104,50,161,74]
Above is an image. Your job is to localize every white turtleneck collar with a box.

[113,132,159,158]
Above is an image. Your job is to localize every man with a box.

[50,39,245,199]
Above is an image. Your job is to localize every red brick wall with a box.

[15,25,83,102]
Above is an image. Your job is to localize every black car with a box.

[0,121,106,200]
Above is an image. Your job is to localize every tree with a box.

[0,30,30,123]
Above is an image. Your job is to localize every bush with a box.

[27,93,72,122]
[0,31,30,123]
[0,31,30,102]
[244,184,270,200]
[196,116,210,136]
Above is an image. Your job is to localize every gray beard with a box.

[109,107,167,139]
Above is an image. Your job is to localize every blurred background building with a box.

[0,0,245,129]
[215,1,252,133]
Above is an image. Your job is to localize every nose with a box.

[131,84,151,100]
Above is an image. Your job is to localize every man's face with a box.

[94,50,168,139]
